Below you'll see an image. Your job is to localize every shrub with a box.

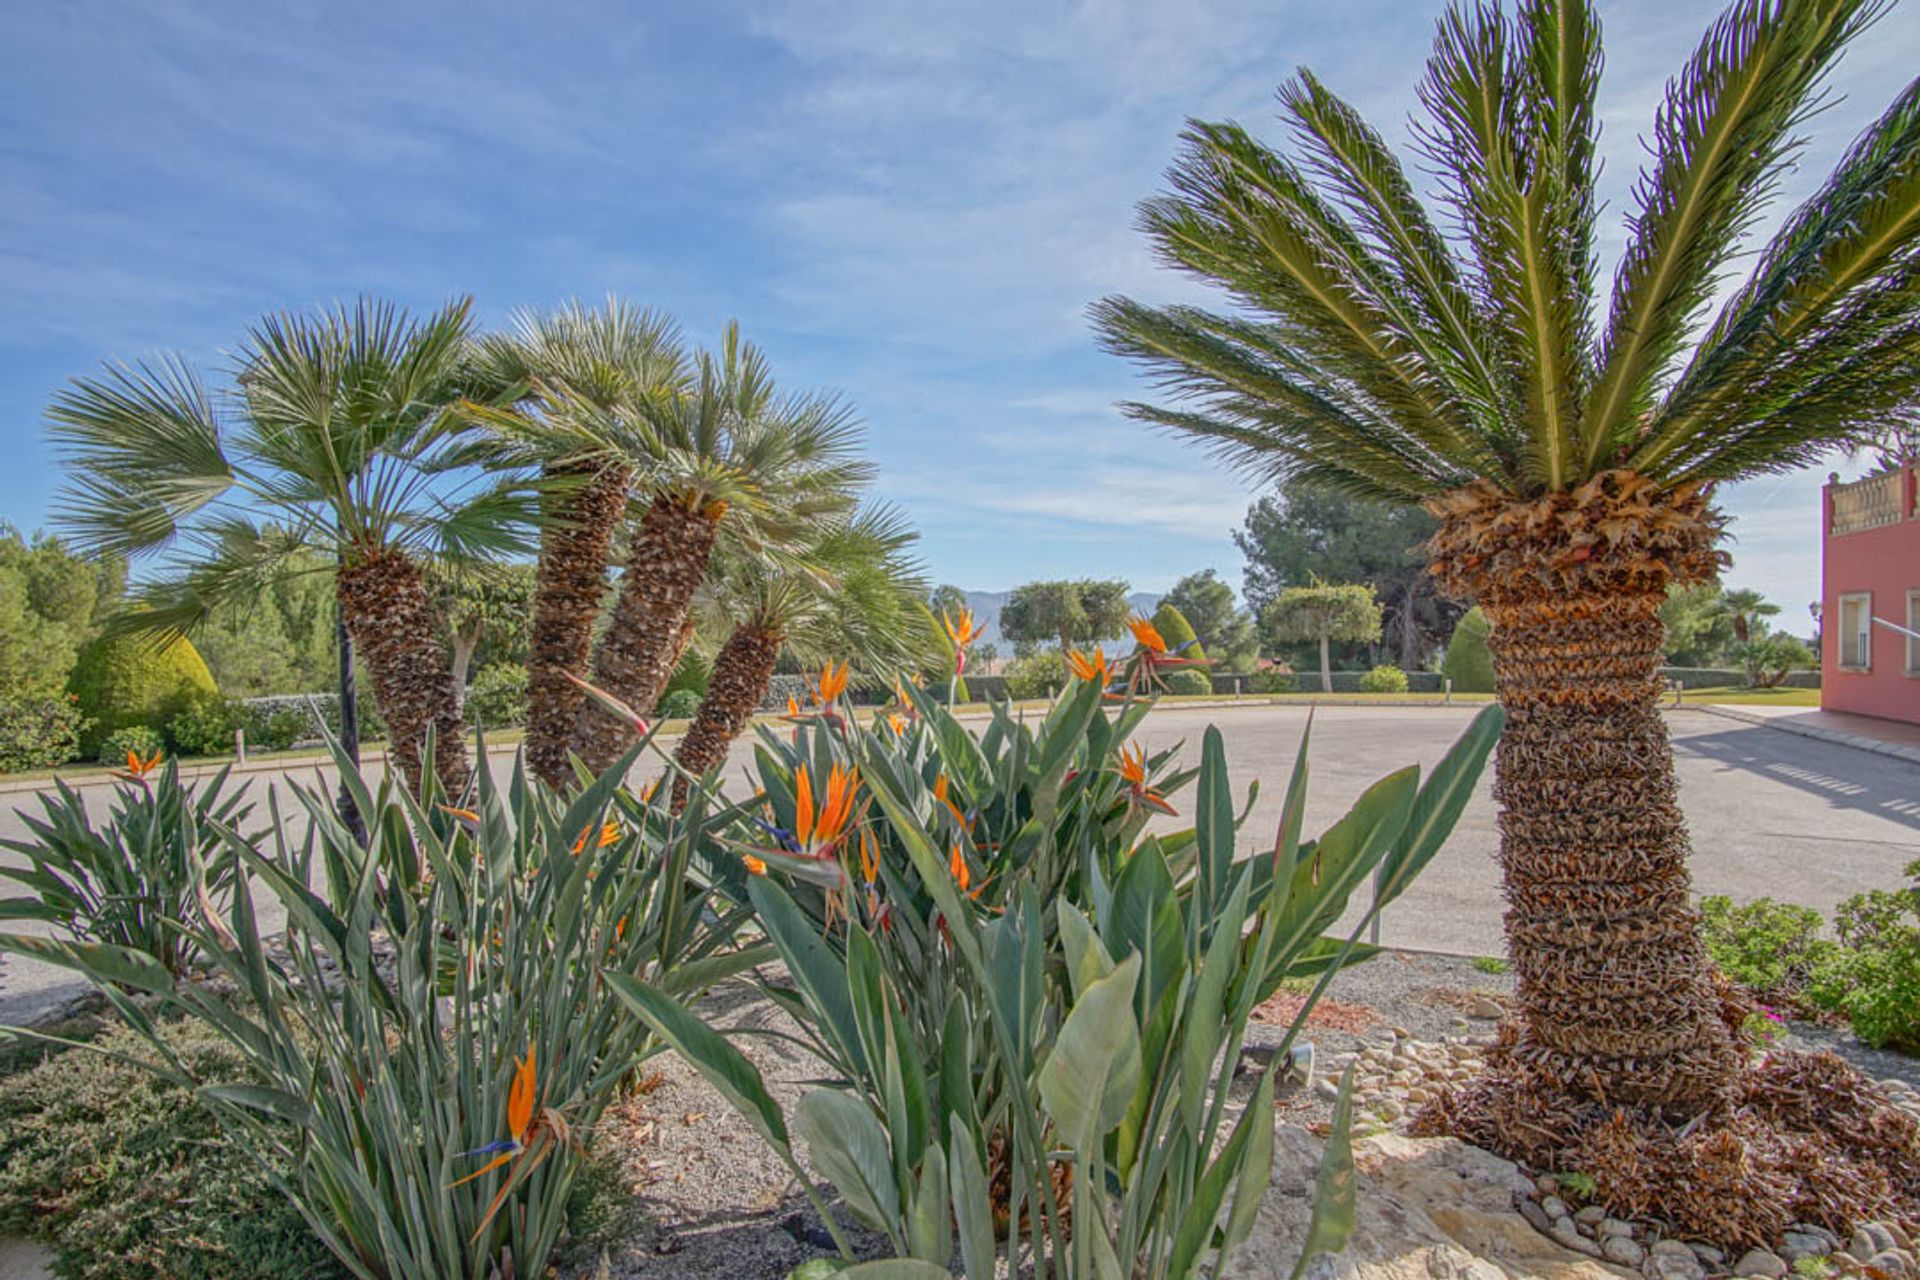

[1734,632,1815,689]
[621,680,1503,1279]
[95,724,166,767]
[1359,664,1411,694]
[662,649,711,701]
[1160,667,1213,695]
[1006,649,1068,699]
[466,660,529,729]
[1825,861,1920,1053]
[0,1015,346,1280]
[1442,607,1495,693]
[2,740,755,1280]
[238,701,311,751]
[1699,895,1835,1006]
[655,687,701,721]
[169,690,240,756]
[0,756,248,976]
[0,691,87,772]
[67,630,218,755]
[1248,668,1296,694]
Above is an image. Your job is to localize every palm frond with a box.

[1586,0,1877,463]
[107,516,311,643]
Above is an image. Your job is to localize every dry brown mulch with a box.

[1252,989,1378,1034]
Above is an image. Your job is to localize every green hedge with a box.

[68,631,217,755]
[0,692,88,772]
[1441,608,1495,694]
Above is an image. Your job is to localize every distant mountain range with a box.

[957,589,1162,650]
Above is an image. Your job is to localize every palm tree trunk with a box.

[571,493,721,776]
[1429,474,1740,1116]
[526,462,630,786]
[336,550,471,797]
[671,623,783,808]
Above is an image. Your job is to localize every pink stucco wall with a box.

[1821,462,1920,725]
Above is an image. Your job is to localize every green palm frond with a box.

[109,517,312,643]
[1098,0,1919,502]
[46,356,235,559]
[1586,0,1876,463]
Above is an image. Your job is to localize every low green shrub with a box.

[0,691,87,772]
[1161,666,1213,695]
[1248,668,1296,694]
[1700,895,1834,1006]
[95,723,166,767]
[68,629,218,755]
[1359,664,1410,694]
[1,756,248,976]
[238,701,311,751]
[1826,862,1920,1053]
[0,1015,346,1280]
[467,660,529,729]
[1005,649,1068,699]
[169,690,240,756]
[655,687,702,721]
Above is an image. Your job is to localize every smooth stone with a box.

[1469,996,1504,1019]
[1733,1248,1786,1278]
[1603,1237,1646,1267]
[1643,1245,1707,1280]
[1599,1219,1635,1240]
[1518,1198,1554,1234]
[1854,1227,1897,1259]
[1574,1205,1607,1226]
[1867,1251,1914,1279]
[1550,1218,1603,1258]
[1536,1175,1561,1197]
[1780,1232,1832,1260]
[1540,1196,1570,1220]
[1315,1078,1342,1101]
[1689,1243,1726,1268]
[1790,1225,1840,1250]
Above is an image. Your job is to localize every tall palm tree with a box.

[671,503,929,804]
[48,297,533,796]
[1095,0,1920,1135]
[568,326,873,775]
[461,300,688,786]
[1717,587,1781,644]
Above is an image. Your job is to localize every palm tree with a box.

[48,297,533,796]
[671,504,929,805]
[568,326,873,775]
[461,300,688,786]
[1095,0,1920,1137]
[1717,587,1780,644]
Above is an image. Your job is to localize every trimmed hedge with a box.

[68,631,217,755]
[0,692,88,772]
[1441,607,1495,694]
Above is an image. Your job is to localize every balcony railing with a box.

[1828,465,1914,536]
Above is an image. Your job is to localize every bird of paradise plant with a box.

[115,748,165,785]
[1116,741,1179,816]
[943,607,986,673]
[1120,614,1209,696]
[451,1049,576,1240]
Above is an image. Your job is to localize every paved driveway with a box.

[4,705,1916,1021]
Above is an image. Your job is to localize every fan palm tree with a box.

[1717,587,1781,644]
[460,300,689,786]
[670,503,930,805]
[48,297,533,796]
[567,326,873,775]
[1095,0,1920,1127]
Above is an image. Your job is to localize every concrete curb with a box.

[1685,703,1920,766]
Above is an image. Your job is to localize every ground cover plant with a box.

[615,665,1504,1278]
[0,731,762,1280]
[1095,0,1920,1239]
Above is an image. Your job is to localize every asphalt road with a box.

[3,705,1916,1022]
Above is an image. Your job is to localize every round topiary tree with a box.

[1150,601,1214,695]
[1441,607,1495,694]
[68,629,217,755]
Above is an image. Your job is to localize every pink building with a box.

[1820,460,1920,725]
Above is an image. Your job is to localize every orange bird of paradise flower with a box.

[1067,647,1111,686]
[1122,614,1210,695]
[1116,742,1178,816]
[452,1049,573,1240]
[943,607,986,675]
[116,748,164,784]
[814,660,850,704]
[731,763,863,892]
[572,821,622,855]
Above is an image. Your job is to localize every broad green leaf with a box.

[1168,1067,1274,1280]
[802,1262,955,1280]
[1194,725,1235,923]
[606,973,792,1155]
[750,877,866,1075]
[906,1138,952,1265]
[949,1116,996,1280]
[1058,899,1114,998]
[1039,953,1142,1148]
[200,1082,312,1124]
[1373,704,1501,908]
[0,933,175,994]
[795,1090,900,1234]
[1289,1066,1358,1280]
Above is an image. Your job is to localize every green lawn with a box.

[1678,685,1820,707]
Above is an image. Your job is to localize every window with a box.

[1838,592,1871,671]
[1908,590,1920,676]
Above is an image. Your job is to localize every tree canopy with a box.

[1261,581,1383,692]
[0,525,125,695]
[999,578,1131,654]
[1160,570,1258,671]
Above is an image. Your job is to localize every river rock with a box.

[1779,1231,1832,1261]
[1867,1250,1915,1279]
[1222,1128,1629,1280]
[1470,996,1505,1019]
[1732,1248,1785,1278]
[1601,1238,1645,1268]
[1644,1240,1706,1280]
[1573,1206,1607,1227]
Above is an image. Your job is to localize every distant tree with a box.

[1441,608,1495,694]
[1717,588,1780,645]
[0,525,124,694]
[195,552,338,696]
[1162,570,1258,671]
[1260,583,1382,693]
[1659,584,1737,668]
[1235,485,1454,669]
[425,560,538,709]
[928,584,971,621]
[999,578,1131,654]
[1735,633,1814,689]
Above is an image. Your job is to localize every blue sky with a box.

[4,0,1916,618]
